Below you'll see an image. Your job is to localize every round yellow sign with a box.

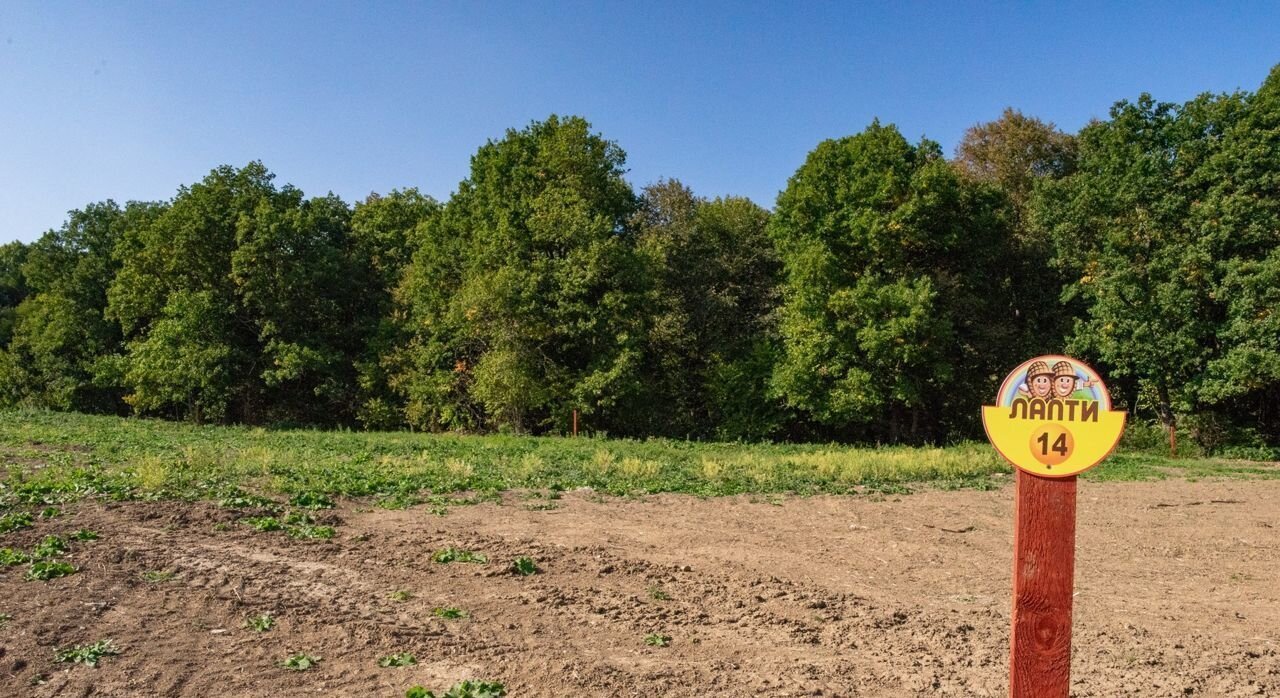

[982,355,1125,477]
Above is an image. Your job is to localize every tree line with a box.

[2,65,1277,452]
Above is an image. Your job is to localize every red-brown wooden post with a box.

[572,409,578,437]
[1010,470,1077,697]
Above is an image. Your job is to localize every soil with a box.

[1,479,1277,697]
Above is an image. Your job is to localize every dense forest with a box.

[2,66,1277,453]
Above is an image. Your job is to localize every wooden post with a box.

[572,409,578,438]
[1010,470,1077,697]
[1169,424,1177,458]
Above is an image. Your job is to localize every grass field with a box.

[1,409,1276,510]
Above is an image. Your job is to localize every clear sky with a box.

[2,1,1278,243]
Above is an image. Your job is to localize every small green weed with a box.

[0,547,30,565]
[69,529,99,541]
[54,639,120,667]
[280,653,321,671]
[644,633,671,647]
[431,547,487,564]
[26,560,77,581]
[289,492,334,509]
[647,586,671,601]
[389,589,413,602]
[0,512,33,534]
[510,556,538,576]
[218,490,280,511]
[287,524,335,540]
[38,506,60,518]
[378,652,417,667]
[0,612,11,628]
[523,502,559,511]
[242,516,283,532]
[245,613,274,632]
[432,606,467,619]
[406,681,506,698]
[141,570,174,583]
[282,511,314,525]
[377,493,419,510]
[31,535,69,559]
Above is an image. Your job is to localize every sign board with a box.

[982,355,1126,477]
[985,355,1127,697]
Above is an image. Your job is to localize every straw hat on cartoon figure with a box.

[1051,360,1097,401]
[1017,360,1055,399]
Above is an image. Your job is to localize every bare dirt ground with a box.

[1,479,1277,697]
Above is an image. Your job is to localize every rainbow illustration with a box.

[994,354,1110,410]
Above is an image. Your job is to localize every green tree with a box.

[954,108,1076,214]
[632,180,783,439]
[0,241,29,347]
[349,189,440,429]
[1033,91,1248,431]
[109,163,359,424]
[955,109,1079,357]
[2,202,163,411]
[232,191,358,424]
[109,164,276,421]
[1188,65,1280,445]
[396,116,644,434]
[770,122,1014,442]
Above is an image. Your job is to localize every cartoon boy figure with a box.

[1051,361,1097,401]
[1017,360,1054,399]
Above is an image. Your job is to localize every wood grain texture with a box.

[1010,470,1078,697]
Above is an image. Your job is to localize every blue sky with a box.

[2,1,1277,243]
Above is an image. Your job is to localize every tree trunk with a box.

[1156,383,1177,457]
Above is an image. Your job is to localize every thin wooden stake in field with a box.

[573,409,578,437]
[1009,470,1076,697]
[983,355,1127,698]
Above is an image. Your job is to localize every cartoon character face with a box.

[1054,375,1077,398]
[1029,375,1053,398]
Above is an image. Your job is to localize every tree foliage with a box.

[770,122,1016,442]
[2,64,1278,450]
[107,163,364,424]
[2,202,163,411]
[396,116,644,434]
[632,180,782,439]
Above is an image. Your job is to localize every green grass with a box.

[141,569,175,583]
[31,535,69,559]
[643,633,671,647]
[431,547,487,564]
[242,516,284,532]
[0,410,1274,513]
[0,547,29,565]
[287,523,335,540]
[377,652,417,667]
[54,639,120,667]
[406,681,506,698]
[245,613,275,632]
[510,556,538,576]
[280,653,321,671]
[0,511,33,533]
[431,606,467,619]
[26,560,77,581]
